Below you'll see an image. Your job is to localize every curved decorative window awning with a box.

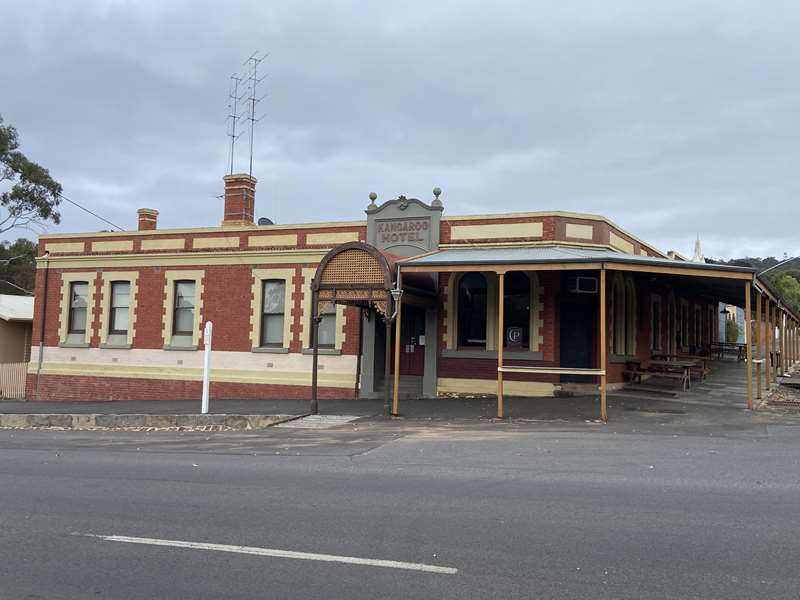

[312,242,398,318]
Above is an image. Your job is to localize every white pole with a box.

[201,321,213,414]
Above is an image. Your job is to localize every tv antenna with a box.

[225,73,245,175]
[242,51,268,177]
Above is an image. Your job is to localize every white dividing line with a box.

[83,534,458,575]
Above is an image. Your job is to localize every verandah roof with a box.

[399,245,798,319]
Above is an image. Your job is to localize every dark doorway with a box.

[391,305,426,376]
[560,300,595,383]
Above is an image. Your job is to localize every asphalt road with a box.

[2,421,800,599]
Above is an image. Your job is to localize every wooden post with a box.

[600,268,608,422]
[780,310,786,376]
[765,298,771,391]
[391,273,403,416]
[383,313,392,417]
[756,292,762,400]
[497,271,505,419]
[745,282,753,410]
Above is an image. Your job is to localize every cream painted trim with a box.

[444,274,457,349]
[438,240,614,251]
[37,248,328,269]
[58,272,97,344]
[442,210,669,258]
[306,231,360,245]
[450,222,543,241]
[299,267,317,349]
[529,273,544,352]
[249,268,295,350]
[609,231,635,254]
[91,240,133,252]
[39,220,367,239]
[248,234,298,248]
[46,241,85,254]
[30,361,356,388]
[98,271,139,346]
[141,238,186,251]
[192,236,241,250]
[162,270,205,347]
[565,223,594,240]
[437,377,555,397]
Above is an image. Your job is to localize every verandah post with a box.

[745,281,753,410]
[765,297,771,391]
[310,289,320,415]
[756,292,762,401]
[391,272,403,417]
[600,268,607,422]
[497,271,505,419]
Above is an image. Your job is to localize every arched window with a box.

[610,274,637,356]
[457,273,488,348]
[504,272,530,350]
[625,278,637,355]
[612,276,625,355]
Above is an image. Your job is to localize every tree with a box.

[725,318,739,344]
[771,274,800,315]
[0,115,62,234]
[0,237,37,295]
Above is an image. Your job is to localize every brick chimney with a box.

[222,174,256,226]
[137,208,158,231]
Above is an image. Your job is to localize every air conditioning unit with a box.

[567,276,598,294]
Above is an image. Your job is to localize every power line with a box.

[57,192,124,231]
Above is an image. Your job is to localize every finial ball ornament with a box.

[369,192,377,201]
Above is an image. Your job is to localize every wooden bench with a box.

[647,370,690,391]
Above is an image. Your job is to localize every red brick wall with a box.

[25,374,354,401]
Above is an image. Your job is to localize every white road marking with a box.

[83,534,458,575]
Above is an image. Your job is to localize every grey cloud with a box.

[1,0,798,258]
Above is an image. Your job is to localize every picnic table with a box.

[709,342,746,361]
[652,353,711,379]
[649,359,698,391]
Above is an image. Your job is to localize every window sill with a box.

[163,344,198,351]
[442,349,543,360]
[100,343,132,350]
[302,348,341,356]
[59,341,90,348]
[252,346,290,354]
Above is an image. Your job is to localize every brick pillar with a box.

[137,208,158,231]
[223,174,256,226]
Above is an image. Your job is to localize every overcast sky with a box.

[2,0,798,259]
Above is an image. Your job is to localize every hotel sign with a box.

[366,195,443,258]
[375,218,431,249]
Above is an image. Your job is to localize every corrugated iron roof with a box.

[400,245,756,273]
[0,294,34,322]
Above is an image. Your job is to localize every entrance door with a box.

[560,300,595,383]
[392,305,426,376]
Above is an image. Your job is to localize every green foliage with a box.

[714,255,800,315]
[0,238,37,295]
[725,318,739,344]
[0,115,62,234]
[771,274,800,315]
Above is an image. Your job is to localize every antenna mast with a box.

[226,74,245,175]
[243,51,268,178]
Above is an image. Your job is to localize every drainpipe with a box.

[35,251,50,400]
